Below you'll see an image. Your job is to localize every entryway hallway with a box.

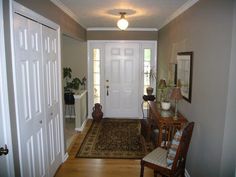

[55,120,154,177]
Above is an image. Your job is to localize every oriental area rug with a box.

[76,118,153,159]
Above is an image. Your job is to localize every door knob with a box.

[106,86,109,96]
[0,145,9,156]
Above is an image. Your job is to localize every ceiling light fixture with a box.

[117,12,129,30]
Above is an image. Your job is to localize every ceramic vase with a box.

[92,103,103,121]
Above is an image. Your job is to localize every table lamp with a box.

[158,79,167,102]
[170,87,182,120]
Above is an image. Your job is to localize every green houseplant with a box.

[63,67,81,104]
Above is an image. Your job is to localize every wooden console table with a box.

[148,101,188,148]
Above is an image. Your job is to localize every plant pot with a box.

[161,101,171,110]
[146,87,154,95]
[64,93,75,105]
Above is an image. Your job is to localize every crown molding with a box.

[161,0,199,29]
[51,0,198,31]
[50,0,86,28]
[87,27,158,31]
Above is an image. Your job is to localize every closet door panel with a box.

[13,14,47,177]
[42,25,61,176]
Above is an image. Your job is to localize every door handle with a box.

[106,86,109,96]
[0,145,9,156]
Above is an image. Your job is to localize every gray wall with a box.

[15,0,86,40]
[87,30,158,40]
[62,35,87,81]
[157,0,235,176]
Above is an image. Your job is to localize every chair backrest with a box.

[171,122,194,171]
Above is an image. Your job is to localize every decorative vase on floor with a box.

[92,103,103,121]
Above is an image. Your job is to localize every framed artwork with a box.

[176,52,193,103]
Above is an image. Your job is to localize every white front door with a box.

[105,43,140,117]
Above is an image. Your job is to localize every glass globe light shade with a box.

[117,18,129,30]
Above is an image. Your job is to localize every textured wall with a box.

[158,0,235,176]
[87,30,158,40]
[15,0,86,40]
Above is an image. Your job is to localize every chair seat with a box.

[143,147,168,168]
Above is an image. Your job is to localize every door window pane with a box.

[143,49,152,95]
[93,49,100,60]
[144,49,151,61]
[93,48,101,104]
[93,61,100,73]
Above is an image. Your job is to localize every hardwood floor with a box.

[55,119,153,177]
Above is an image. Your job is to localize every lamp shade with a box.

[170,87,182,100]
[158,79,167,89]
[117,13,129,30]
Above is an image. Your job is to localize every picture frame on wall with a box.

[176,52,193,103]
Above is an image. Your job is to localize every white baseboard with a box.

[63,152,69,162]
[185,169,190,177]
[75,119,88,132]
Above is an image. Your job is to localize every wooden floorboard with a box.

[54,119,154,177]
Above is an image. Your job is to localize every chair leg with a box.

[154,170,157,177]
[181,169,185,177]
[140,161,144,177]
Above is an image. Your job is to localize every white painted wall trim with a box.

[87,27,158,31]
[50,0,85,28]
[50,0,198,31]
[63,152,69,162]
[0,0,15,176]
[13,2,59,30]
[75,118,88,132]
[161,0,199,28]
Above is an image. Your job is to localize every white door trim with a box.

[87,40,157,119]
[10,1,65,174]
[0,0,15,176]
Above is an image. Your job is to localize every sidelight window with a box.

[93,49,101,104]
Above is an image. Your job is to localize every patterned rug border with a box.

[76,118,149,159]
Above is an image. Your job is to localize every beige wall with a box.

[15,0,86,40]
[158,0,235,176]
[87,30,158,40]
[62,35,87,81]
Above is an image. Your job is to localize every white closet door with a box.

[13,14,47,177]
[42,25,61,176]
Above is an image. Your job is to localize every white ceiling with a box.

[51,0,198,30]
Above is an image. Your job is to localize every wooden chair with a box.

[140,122,194,177]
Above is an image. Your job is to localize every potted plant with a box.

[158,79,172,110]
[63,67,81,104]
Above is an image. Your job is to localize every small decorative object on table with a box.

[170,87,183,120]
[92,103,103,121]
[146,86,154,95]
[161,101,171,110]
